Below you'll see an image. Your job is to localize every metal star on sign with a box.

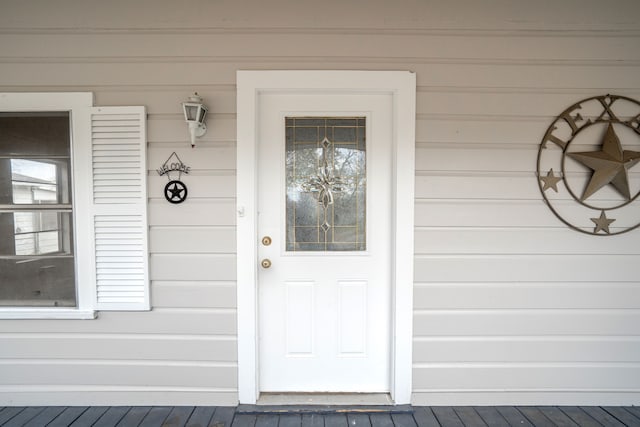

[568,123,640,201]
[539,168,562,192]
[164,180,188,204]
[591,210,616,234]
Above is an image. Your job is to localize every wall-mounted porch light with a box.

[182,93,208,148]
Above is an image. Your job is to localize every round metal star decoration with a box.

[158,152,190,204]
[537,95,640,235]
[164,180,188,204]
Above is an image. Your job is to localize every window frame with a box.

[0,92,96,319]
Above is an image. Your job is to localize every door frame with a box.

[236,70,416,404]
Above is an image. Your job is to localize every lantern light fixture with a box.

[182,92,208,148]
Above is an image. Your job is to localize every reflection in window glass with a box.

[0,112,76,307]
[285,117,366,251]
[11,159,58,204]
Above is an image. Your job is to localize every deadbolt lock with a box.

[261,259,272,269]
[261,236,272,246]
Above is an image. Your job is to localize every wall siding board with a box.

[0,336,238,362]
[414,229,640,255]
[414,255,640,283]
[148,199,236,226]
[152,282,237,308]
[0,364,237,388]
[413,338,640,363]
[1,62,639,88]
[1,0,638,31]
[416,91,640,117]
[147,118,236,144]
[147,175,236,200]
[95,90,238,115]
[150,254,236,281]
[413,311,640,336]
[3,34,640,62]
[412,365,640,391]
[1,0,639,406]
[0,311,236,335]
[414,283,640,309]
[415,201,559,228]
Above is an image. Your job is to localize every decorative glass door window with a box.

[285,117,366,251]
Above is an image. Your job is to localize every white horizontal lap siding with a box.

[1,0,639,408]
[91,107,150,310]
[402,2,640,407]
[413,96,640,405]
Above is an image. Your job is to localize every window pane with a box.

[0,258,76,307]
[286,117,366,251]
[0,112,70,156]
[10,159,71,204]
[10,211,73,256]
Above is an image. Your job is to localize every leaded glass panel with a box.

[286,117,366,251]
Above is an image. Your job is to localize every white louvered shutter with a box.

[90,106,149,310]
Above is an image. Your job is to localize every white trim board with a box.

[236,70,416,404]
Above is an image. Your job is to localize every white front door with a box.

[237,70,416,404]
[257,92,393,392]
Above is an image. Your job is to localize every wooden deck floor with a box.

[1,406,640,427]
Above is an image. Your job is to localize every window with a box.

[0,93,149,318]
[1,113,76,307]
[285,117,367,251]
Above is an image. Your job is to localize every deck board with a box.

[93,406,131,427]
[116,406,151,427]
[231,414,257,427]
[1,405,639,426]
[452,407,486,427]
[280,414,303,427]
[579,406,627,427]
[347,413,371,427]
[47,407,89,427]
[601,407,640,426]
[210,406,237,427]
[301,413,325,427]
[494,406,534,427]
[411,408,440,427]
[323,413,348,427]
[185,407,216,427]
[255,414,279,427]
[0,408,25,425]
[516,407,554,427]
[625,406,640,419]
[69,406,109,427]
[430,407,464,427]
[391,412,418,427]
[535,406,579,427]
[558,407,601,427]
[369,413,394,427]
[472,407,509,427]
[163,406,196,427]
[23,406,67,427]
[139,407,173,427]
[1,407,44,427]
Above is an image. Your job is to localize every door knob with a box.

[261,236,272,246]
[261,259,272,269]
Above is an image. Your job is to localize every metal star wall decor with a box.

[537,95,640,235]
[567,124,640,201]
[539,168,562,192]
[157,152,190,204]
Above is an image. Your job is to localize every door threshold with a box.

[238,393,411,414]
